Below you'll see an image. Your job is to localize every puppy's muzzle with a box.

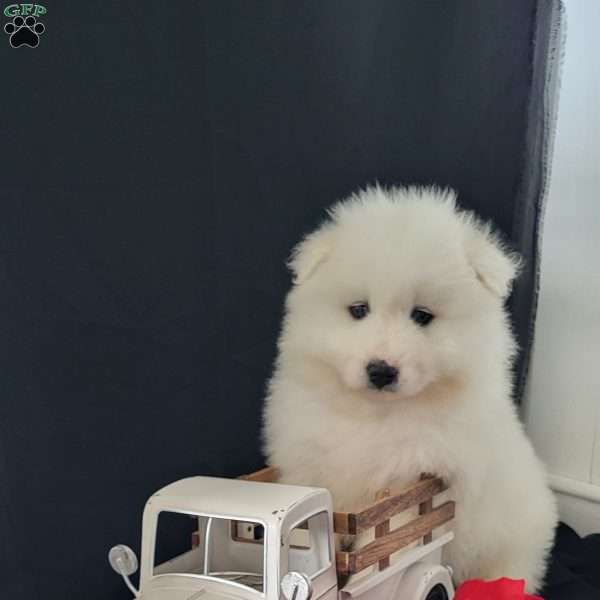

[366,360,398,390]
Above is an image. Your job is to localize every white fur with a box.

[263,185,557,592]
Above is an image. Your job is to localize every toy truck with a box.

[109,467,455,600]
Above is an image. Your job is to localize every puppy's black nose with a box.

[366,360,398,390]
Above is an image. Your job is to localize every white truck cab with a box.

[110,473,454,600]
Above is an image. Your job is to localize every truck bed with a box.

[241,467,455,577]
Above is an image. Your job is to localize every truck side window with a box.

[287,511,331,579]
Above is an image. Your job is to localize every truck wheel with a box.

[425,583,449,600]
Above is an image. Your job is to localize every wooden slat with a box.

[334,476,446,535]
[333,511,356,535]
[239,466,280,483]
[374,488,391,570]
[336,550,356,574]
[419,497,434,544]
[419,473,434,544]
[336,501,455,575]
[355,501,454,572]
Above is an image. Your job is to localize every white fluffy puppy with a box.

[263,185,557,592]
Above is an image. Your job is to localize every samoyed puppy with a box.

[263,185,557,592]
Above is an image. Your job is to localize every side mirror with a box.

[109,545,140,597]
[281,571,312,600]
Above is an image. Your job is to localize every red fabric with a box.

[455,578,543,600]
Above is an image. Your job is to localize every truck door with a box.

[283,511,337,600]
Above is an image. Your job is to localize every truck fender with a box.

[390,562,454,600]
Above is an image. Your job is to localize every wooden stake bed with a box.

[240,466,455,577]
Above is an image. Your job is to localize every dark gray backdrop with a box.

[0,2,559,599]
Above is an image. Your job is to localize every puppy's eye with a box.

[411,307,434,327]
[348,302,370,320]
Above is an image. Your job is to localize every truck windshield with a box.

[153,511,265,594]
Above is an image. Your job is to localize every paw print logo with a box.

[4,15,45,48]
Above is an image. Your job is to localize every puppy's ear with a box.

[465,223,522,299]
[288,226,335,285]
